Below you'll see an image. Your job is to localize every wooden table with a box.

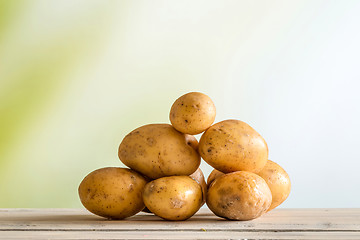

[1,208,359,239]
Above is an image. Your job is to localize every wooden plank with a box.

[1,230,360,240]
[1,208,359,232]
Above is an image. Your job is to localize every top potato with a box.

[119,124,200,179]
[199,120,268,173]
[170,92,216,135]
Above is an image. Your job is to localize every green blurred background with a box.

[1,0,360,208]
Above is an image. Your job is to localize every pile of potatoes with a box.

[78,92,291,221]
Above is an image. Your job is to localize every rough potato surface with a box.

[143,176,203,220]
[143,168,206,214]
[78,167,148,219]
[199,120,268,173]
[206,171,272,220]
[119,124,200,179]
[257,160,291,211]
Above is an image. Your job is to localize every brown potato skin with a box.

[143,176,203,221]
[257,160,291,211]
[143,167,206,213]
[199,120,268,173]
[78,167,148,219]
[207,169,224,189]
[185,134,199,152]
[170,92,216,135]
[119,124,200,179]
[189,168,207,206]
[206,171,272,220]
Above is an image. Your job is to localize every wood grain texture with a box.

[0,208,359,239]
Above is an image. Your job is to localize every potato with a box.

[118,124,200,179]
[189,168,207,206]
[207,169,224,188]
[170,92,216,135]
[206,171,272,220]
[78,167,148,219]
[185,134,199,152]
[257,160,291,211]
[199,120,268,173]
[143,176,203,220]
[143,167,206,213]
